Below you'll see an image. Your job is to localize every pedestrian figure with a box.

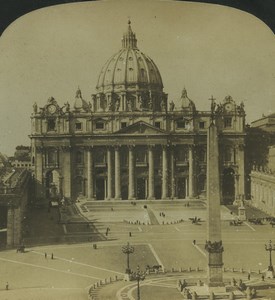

[262,274,265,281]
[129,232,132,237]
[51,253,54,260]
[45,252,47,259]
[6,282,9,290]
[248,273,251,280]
[193,240,196,245]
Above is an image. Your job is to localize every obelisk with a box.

[205,98,224,290]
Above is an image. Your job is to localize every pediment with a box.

[115,121,166,135]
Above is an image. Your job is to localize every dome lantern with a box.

[122,20,138,49]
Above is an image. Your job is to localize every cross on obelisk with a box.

[209,95,216,123]
[205,95,225,290]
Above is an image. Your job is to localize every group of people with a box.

[45,252,54,260]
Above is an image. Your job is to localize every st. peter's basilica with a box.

[30,21,246,203]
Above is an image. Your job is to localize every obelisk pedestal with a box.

[205,122,225,292]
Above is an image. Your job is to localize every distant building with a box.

[250,145,275,215]
[9,145,32,171]
[11,159,32,170]
[30,22,246,203]
[251,113,275,133]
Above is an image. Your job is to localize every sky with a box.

[0,0,274,155]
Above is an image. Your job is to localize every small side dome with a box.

[180,88,196,112]
[73,87,90,112]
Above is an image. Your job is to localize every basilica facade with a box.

[30,22,246,203]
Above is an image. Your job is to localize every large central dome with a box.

[96,21,163,94]
[93,21,167,113]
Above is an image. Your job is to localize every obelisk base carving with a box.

[205,240,225,291]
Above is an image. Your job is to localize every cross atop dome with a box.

[122,20,138,49]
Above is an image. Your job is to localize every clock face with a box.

[48,104,56,114]
[225,103,233,112]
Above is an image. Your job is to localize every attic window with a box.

[129,68,133,71]
[75,122,82,131]
[121,122,127,129]
[199,121,205,129]
[154,122,161,128]
[176,120,186,129]
[129,57,133,61]
[95,121,104,130]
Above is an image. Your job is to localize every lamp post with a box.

[122,242,134,274]
[132,265,146,300]
[265,240,275,278]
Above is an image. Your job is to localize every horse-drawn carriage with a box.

[248,218,263,225]
[229,220,243,226]
[189,217,201,224]
[16,245,25,253]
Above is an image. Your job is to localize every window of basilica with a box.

[75,151,84,165]
[95,121,105,130]
[47,119,56,131]
[75,122,82,131]
[224,117,232,128]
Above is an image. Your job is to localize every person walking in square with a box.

[51,253,54,260]
[6,282,9,290]
[45,252,47,259]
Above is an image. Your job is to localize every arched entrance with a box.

[95,178,105,200]
[177,177,186,199]
[137,178,146,199]
[222,168,235,204]
[45,170,60,199]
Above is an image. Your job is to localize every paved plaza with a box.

[1,201,275,299]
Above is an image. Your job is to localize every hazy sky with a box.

[0,0,274,155]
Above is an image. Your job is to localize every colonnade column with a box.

[170,146,176,199]
[115,147,122,200]
[87,148,94,200]
[107,148,113,200]
[148,146,155,199]
[188,145,194,198]
[128,146,136,200]
[162,146,168,199]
